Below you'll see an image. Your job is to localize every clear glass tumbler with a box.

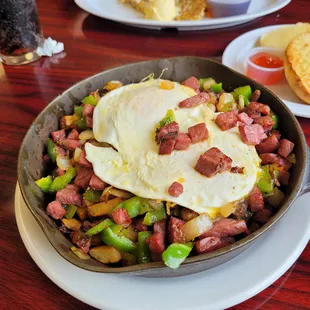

[0,0,44,65]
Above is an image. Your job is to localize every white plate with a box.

[74,0,290,31]
[223,25,310,118]
[15,184,310,310]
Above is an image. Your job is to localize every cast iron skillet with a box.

[17,57,310,277]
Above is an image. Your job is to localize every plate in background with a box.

[74,0,291,31]
[15,184,310,310]
[223,25,310,118]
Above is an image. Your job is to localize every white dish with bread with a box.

[223,24,310,118]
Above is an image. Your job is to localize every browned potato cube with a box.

[71,246,91,260]
[89,246,122,264]
[61,218,81,231]
[87,197,123,217]
[76,207,88,221]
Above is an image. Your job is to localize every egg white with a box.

[85,79,261,214]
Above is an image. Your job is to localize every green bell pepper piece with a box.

[64,205,78,219]
[85,218,113,236]
[49,167,76,193]
[137,231,152,264]
[162,242,193,269]
[35,175,52,193]
[83,189,102,203]
[74,117,88,131]
[159,109,176,128]
[101,225,137,253]
[47,138,58,163]
[270,111,279,129]
[257,165,274,194]
[74,106,83,117]
[81,94,99,106]
[111,196,150,218]
[210,82,222,93]
[142,207,167,226]
[199,78,216,90]
[234,85,252,101]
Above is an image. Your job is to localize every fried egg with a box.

[85,79,261,214]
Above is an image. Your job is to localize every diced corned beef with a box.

[78,150,93,168]
[154,219,166,234]
[256,135,280,154]
[230,166,244,174]
[157,122,179,140]
[220,236,235,247]
[253,207,273,224]
[248,185,264,212]
[277,139,294,158]
[251,89,261,102]
[111,208,131,227]
[147,220,166,261]
[254,116,274,132]
[233,201,252,221]
[270,130,281,140]
[159,138,177,155]
[195,236,222,254]
[74,167,94,189]
[51,129,66,143]
[59,139,82,151]
[195,147,232,178]
[239,124,267,145]
[43,154,50,163]
[247,222,261,235]
[277,170,290,185]
[200,218,247,238]
[168,182,183,197]
[179,92,209,108]
[259,154,292,171]
[181,76,200,90]
[188,123,209,143]
[85,116,93,128]
[56,168,65,176]
[82,104,94,118]
[46,201,66,220]
[135,218,148,232]
[169,216,185,243]
[174,133,191,150]
[56,145,66,156]
[248,102,270,115]
[89,174,106,190]
[65,184,80,192]
[215,112,238,131]
[56,188,83,207]
[71,231,91,253]
[237,112,253,125]
[67,129,80,140]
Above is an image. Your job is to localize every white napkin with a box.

[36,37,64,57]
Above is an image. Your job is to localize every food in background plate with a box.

[35,74,295,269]
[284,33,310,104]
[206,0,251,18]
[259,22,310,52]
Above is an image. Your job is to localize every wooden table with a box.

[1,0,309,309]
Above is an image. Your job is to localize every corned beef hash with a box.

[35,75,295,269]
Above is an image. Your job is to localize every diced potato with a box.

[91,233,103,246]
[61,218,81,231]
[83,199,94,207]
[109,188,134,199]
[160,80,174,90]
[74,148,83,162]
[217,93,237,112]
[76,207,88,221]
[122,225,138,242]
[122,252,137,266]
[71,246,91,260]
[87,197,123,217]
[63,115,76,127]
[220,202,235,217]
[205,207,219,219]
[181,208,199,221]
[89,245,122,264]
[104,80,123,91]
[79,129,94,141]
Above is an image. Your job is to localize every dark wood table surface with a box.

[1,0,309,309]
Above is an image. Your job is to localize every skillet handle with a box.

[300,148,310,196]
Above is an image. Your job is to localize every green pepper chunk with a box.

[199,78,216,90]
[85,218,113,236]
[257,165,274,194]
[35,175,52,193]
[137,231,152,264]
[47,138,58,163]
[64,205,78,219]
[234,85,252,100]
[210,82,222,93]
[159,109,176,128]
[111,196,150,218]
[162,242,193,269]
[101,225,137,253]
[74,117,88,131]
[270,111,279,129]
[49,167,76,193]
[81,94,99,106]
[142,207,167,226]
[83,189,102,203]
[74,106,83,117]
